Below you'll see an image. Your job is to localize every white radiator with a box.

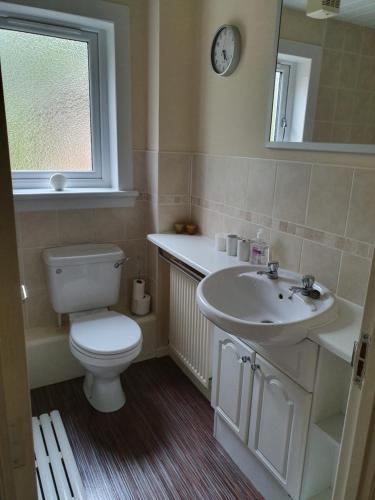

[33,410,86,500]
[169,264,213,388]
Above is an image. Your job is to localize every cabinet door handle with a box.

[251,363,260,372]
[241,356,252,363]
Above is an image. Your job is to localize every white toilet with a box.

[43,244,142,413]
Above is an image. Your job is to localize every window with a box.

[270,62,292,143]
[0,17,106,188]
[269,40,322,145]
[0,0,134,207]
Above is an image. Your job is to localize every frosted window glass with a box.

[0,29,93,172]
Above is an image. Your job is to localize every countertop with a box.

[147,233,363,364]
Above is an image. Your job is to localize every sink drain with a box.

[260,319,274,324]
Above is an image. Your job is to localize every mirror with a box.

[267,0,375,154]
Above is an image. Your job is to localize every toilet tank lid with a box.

[43,244,124,267]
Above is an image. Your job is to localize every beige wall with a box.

[193,0,375,168]
[188,0,375,305]
[105,0,149,151]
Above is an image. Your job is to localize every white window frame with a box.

[0,0,136,211]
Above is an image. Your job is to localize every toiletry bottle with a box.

[250,229,270,265]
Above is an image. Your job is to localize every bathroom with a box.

[1,0,375,498]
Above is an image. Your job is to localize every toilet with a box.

[43,244,142,413]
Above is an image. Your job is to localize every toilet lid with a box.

[70,310,142,355]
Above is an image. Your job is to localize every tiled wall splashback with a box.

[17,151,151,331]
[190,154,375,306]
[313,20,375,144]
[17,148,375,331]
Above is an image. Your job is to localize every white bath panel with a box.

[32,410,86,500]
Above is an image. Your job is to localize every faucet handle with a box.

[302,274,315,289]
[268,261,279,273]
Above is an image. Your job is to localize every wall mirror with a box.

[267,0,375,154]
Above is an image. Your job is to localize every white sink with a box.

[196,265,337,346]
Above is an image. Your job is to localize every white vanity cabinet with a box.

[212,327,313,500]
[211,328,255,442]
[248,355,312,499]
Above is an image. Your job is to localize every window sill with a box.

[13,188,139,212]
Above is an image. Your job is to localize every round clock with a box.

[211,25,241,77]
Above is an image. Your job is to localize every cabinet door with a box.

[212,328,255,442]
[248,354,312,500]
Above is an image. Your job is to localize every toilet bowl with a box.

[43,243,143,413]
[69,309,142,412]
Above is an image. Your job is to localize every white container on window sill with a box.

[50,173,67,191]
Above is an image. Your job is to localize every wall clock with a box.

[211,25,241,77]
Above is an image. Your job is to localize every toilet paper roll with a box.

[133,279,145,300]
[131,294,151,316]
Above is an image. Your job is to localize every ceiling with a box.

[283,0,375,28]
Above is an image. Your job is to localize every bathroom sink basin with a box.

[196,266,337,346]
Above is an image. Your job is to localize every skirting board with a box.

[26,313,159,389]
[214,414,291,500]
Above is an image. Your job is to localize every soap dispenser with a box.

[250,229,270,265]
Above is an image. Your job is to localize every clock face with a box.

[211,25,241,76]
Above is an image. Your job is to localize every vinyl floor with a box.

[31,356,263,500]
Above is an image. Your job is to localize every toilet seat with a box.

[70,310,142,356]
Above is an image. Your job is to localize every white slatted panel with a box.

[33,411,86,500]
[169,265,213,388]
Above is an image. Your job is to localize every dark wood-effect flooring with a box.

[31,357,262,500]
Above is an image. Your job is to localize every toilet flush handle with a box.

[114,257,130,269]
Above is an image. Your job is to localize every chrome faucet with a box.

[257,261,279,280]
[289,275,320,300]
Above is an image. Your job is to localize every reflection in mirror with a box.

[268,0,375,153]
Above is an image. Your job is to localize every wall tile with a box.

[119,239,147,279]
[270,232,302,273]
[125,202,149,239]
[94,208,127,242]
[191,205,223,239]
[320,50,342,87]
[194,155,226,203]
[337,253,371,305]
[334,89,355,122]
[23,248,47,290]
[339,52,360,90]
[159,152,191,195]
[344,23,362,53]
[158,204,190,233]
[300,240,341,291]
[191,155,204,199]
[347,169,375,244]
[358,56,375,91]
[315,86,336,122]
[57,209,96,245]
[20,211,59,249]
[26,288,56,329]
[246,159,276,216]
[273,161,311,224]
[224,157,249,209]
[133,150,147,193]
[306,165,353,235]
[325,19,345,50]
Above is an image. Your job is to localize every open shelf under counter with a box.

[314,413,345,448]
[308,488,332,500]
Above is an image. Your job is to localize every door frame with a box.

[333,256,375,499]
[0,67,37,498]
